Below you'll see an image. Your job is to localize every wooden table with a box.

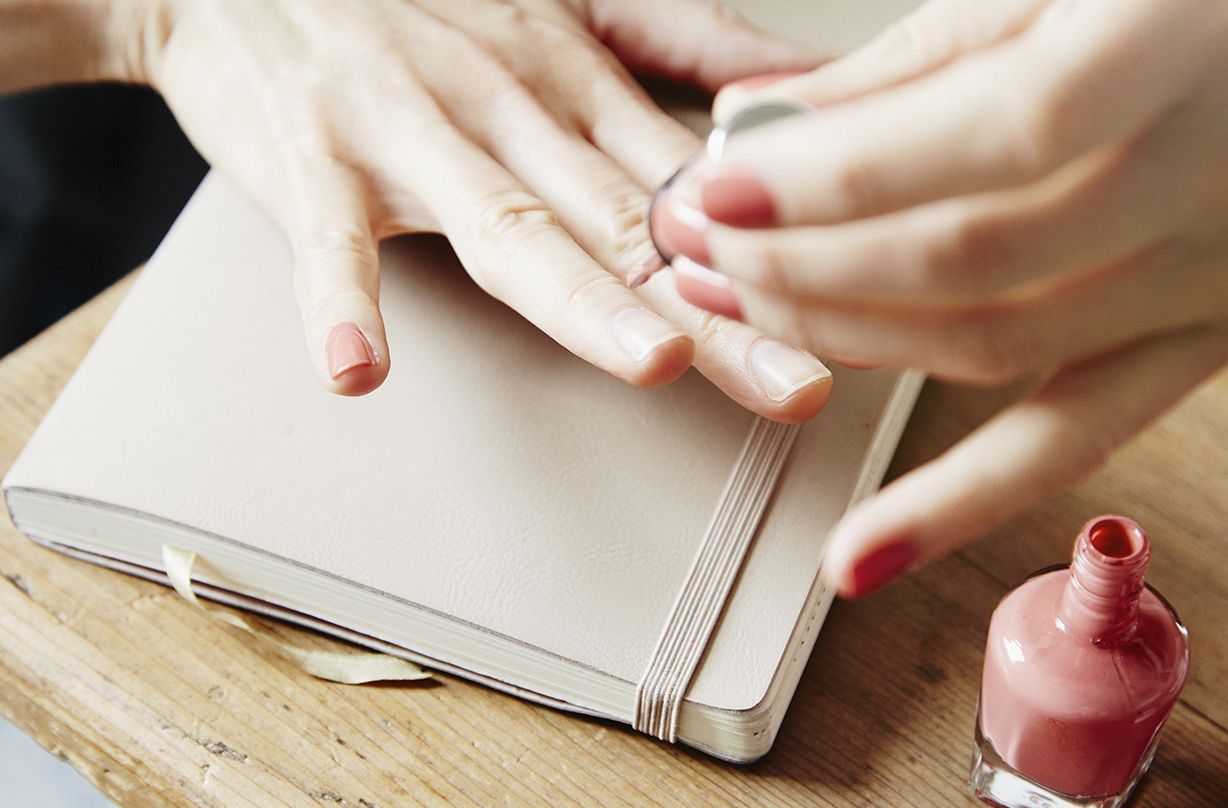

[1,275,1226,807]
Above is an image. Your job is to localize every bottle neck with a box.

[1057,517,1150,645]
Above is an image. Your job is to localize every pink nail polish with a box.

[844,539,918,599]
[972,516,1190,807]
[325,322,375,379]
[673,257,742,320]
[633,101,810,290]
[701,173,776,227]
[648,190,711,266]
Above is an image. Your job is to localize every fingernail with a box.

[723,70,808,92]
[701,173,776,227]
[751,340,830,402]
[649,192,711,265]
[845,540,919,599]
[612,307,686,362]
[673,257,743,320]
[326,322,375,379]
[625,248,666,290]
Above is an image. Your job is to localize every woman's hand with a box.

[61,0,829,419]
[655,0,1228,596]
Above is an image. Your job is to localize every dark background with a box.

[0,84,206,357]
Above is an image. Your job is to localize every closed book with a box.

[3,170,921,761]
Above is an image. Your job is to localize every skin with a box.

[661,0,1228,596]
[0,0,831,422]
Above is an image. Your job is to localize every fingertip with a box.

[321,321,390,397]
[621,332,695,388]
[763,369,832,424]
[610,307,695,387]
[822,499,923,599]
[326,360,390,397]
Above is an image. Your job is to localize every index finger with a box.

[695,0,1207,228]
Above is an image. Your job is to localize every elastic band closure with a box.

[633,418,801,741]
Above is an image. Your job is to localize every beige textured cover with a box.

[4,172,919,760]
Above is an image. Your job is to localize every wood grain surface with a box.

[1,274,1225,807]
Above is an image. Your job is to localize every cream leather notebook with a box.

[4,173,921,761]
[3,2,924,764]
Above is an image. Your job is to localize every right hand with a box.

[99,0,832,418]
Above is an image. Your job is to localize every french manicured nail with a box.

[751,340,831,402]
[649,192,711,265]
[846,540,919,599]
[673,257,743,320]
[701,173,776,227]
[326,322,375,379]
[612,307,686,362]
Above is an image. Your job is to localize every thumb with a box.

[713,0,1048,123]
[586,0,821,93]
[284,164,390,397]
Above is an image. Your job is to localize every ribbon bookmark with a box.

[161,545,431,685]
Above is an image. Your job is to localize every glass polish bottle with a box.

[971,515,1190,808]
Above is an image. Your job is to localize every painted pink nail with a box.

[845,539,918,599]
[626,251,666,290]
[649,194,711,266]
[326,322,375,379]
[701,174,776,227]
[673,257,743,321]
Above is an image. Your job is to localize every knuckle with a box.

[957,307,1032,385]
[688,306,727,346]
[527,15,591,53]
[879,17,930,65]
[750,238,799,297]
[297,225,374,274]
[474,188,560,242]
[705,0,748,27]
[933,209,1018,289]
[598,187,651,271]
[1004,82,1075,177]
[303,289,374,326]
[832,159,889,219]
[561,269,621,311]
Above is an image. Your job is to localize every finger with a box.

[712,0,1047,123]
[722,246,1228,387]
[694,0,1210,227]
[705,141,1175,307]
[542,36,703,190]
[819,325,1228,599]
[284,163,390,397]
[379,119,694,388]
[406,1,701,212]
[639,265,833,424]
[458,77,831,422]
[586,0,820,93]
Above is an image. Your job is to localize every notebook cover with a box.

[4,169,915,715]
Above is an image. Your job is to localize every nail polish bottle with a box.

[971,515,1190,808]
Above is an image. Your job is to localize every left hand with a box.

[652,0,1228,597]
